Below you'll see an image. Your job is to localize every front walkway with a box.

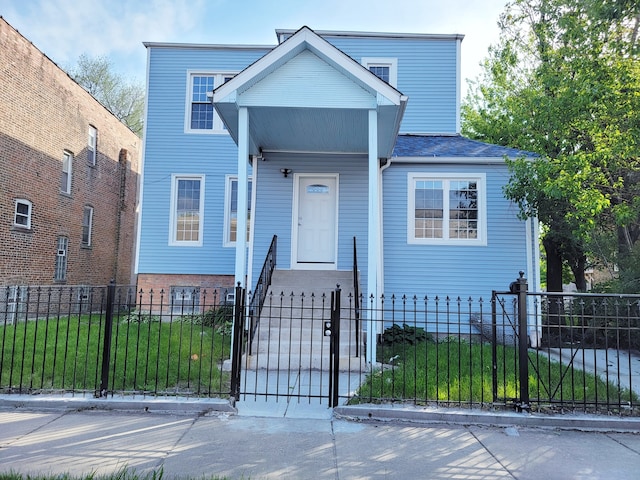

[236,369,364,418]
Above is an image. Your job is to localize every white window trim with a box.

[82,206,94,246]
[169,174,205,247]
[184,71,237,134]
[361,57,398,87]
[88,126,97,166]
[61,151,73,195]
[223,175,252,247]
[14,199,32,229]
[407,172,487,246]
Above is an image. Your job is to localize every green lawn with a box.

[352,338,638,410]
[0,313,231,396]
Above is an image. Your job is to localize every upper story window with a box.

[185,72,235,133]
[224,176,252,246]
[82,206,94,246]
[170,174,205,246]
[61,151,73,195]
[14,199,32,230]
[361,57,398,87]
[88,126,97,166]
[408,173,486,246]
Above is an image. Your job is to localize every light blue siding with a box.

[382,162,527,300]
[138,46,268,274]
[250,154,369,290]
[324,36,459,133]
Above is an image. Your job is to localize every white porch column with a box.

[366,109,379,364]
[235,107,249,287]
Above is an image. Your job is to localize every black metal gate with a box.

[230,283,362,407]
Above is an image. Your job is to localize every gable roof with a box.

[213,26,408,157]
[392,135,536,159]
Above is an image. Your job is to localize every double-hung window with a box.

[185,72,235,133]
[88,126,97,165]
[408,173,486,245]
[224,176,252,246]
[14,199,32,229]
[61,151,73,194]
[361,57,398,87]
[82,206,93,246]
[170,175,205,246]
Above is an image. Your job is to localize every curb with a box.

[334,404,640,432]
[0,395,237,416]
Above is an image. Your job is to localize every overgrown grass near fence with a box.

[352,338,638,411]
[0,313,231,396]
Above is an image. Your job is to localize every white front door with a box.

[293,175,338,267]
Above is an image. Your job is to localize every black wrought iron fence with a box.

[350,278,640,415]
[2,276,639,415]
[0,283,233,398]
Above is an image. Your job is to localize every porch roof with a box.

[213,26,407,158]
[392,134,537,158]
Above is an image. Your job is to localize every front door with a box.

[294,175,338,267]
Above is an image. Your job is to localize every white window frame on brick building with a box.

[61,151,73,195]
[82,206,94,246]
[88,125,97,166]
[14,199,32,229]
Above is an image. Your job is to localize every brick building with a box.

[0,17,141,290]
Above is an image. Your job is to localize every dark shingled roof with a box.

[392,134,536,158]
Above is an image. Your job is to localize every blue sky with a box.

[4,0,508,95]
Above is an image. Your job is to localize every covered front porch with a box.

[213,27,406,362]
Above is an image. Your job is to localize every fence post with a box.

[230,283,245,402]
[491,290,498,403]
[516,271,530,411]
[328,285,341,408]
[98,280,116,397]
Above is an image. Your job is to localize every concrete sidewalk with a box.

[1,401,640,480]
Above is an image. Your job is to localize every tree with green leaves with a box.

[463,0,640,292]
[69,54,144,137]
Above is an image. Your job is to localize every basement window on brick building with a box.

[82,206,93,246]
[13,199,32,230]
[61,151,73,195]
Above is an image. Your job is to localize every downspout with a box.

[112,148,128,284]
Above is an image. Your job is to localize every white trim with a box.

[61,150,73,195]
[214,27,404,107]
[246,157,258,293]
[87,126,97,166]
[455,38,462,134]
[134,46,151,275]
[184,70,236,134]
[361,57,398,87]
[291,173,339,270]
[223,175,253,247]
[168,174,205,247]
[407,172,487,246]
[13,199,32,229]
[82,205,94,246]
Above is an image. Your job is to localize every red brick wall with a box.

[0,18,141,287]
[136,273,235,314]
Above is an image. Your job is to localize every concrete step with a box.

[243,353,367,372]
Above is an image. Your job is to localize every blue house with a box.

[136,27,540,361]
